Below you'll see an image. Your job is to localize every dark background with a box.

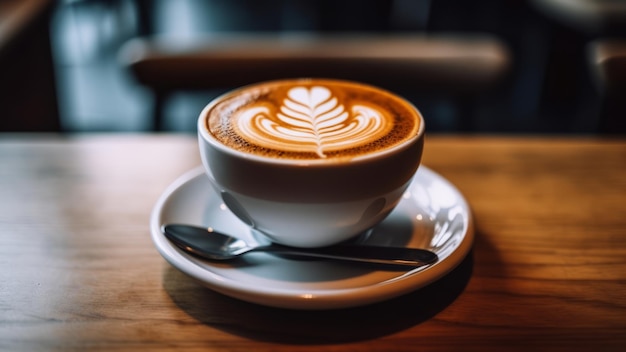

[1,0,624,133]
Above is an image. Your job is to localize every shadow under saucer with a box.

[162,250,473,345]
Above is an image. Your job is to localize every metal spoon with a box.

[162,224,438,267]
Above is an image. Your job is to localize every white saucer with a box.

[150,166,474,310]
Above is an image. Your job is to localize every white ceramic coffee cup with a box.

[198,79,425,248]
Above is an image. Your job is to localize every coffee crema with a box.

[206,79,420,160]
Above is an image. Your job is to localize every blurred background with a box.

[1,0,625,134]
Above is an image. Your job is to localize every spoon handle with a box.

[258,244,438,267]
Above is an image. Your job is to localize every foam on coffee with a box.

[206,79,420,160]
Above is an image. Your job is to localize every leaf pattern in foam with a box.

[236,86,391,158]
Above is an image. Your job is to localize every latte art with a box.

[206,79,420,160]
[236,86,391,158]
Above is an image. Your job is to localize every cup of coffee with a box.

[198,78,425,247]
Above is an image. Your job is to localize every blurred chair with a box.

[119,33,509,131]
[588,39,626,134]
[0,0,60,132]
[531,0,626,133]
[530,0,626,35]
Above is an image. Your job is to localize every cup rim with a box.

[197,78,425,167]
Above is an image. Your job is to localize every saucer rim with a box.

[150,165,474,310]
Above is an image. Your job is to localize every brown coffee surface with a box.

[206,79,420,160]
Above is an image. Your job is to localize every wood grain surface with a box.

[1,134,625,351]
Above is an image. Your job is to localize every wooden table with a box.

[1,134,625,351]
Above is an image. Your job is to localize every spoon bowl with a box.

[162,224,438,267]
